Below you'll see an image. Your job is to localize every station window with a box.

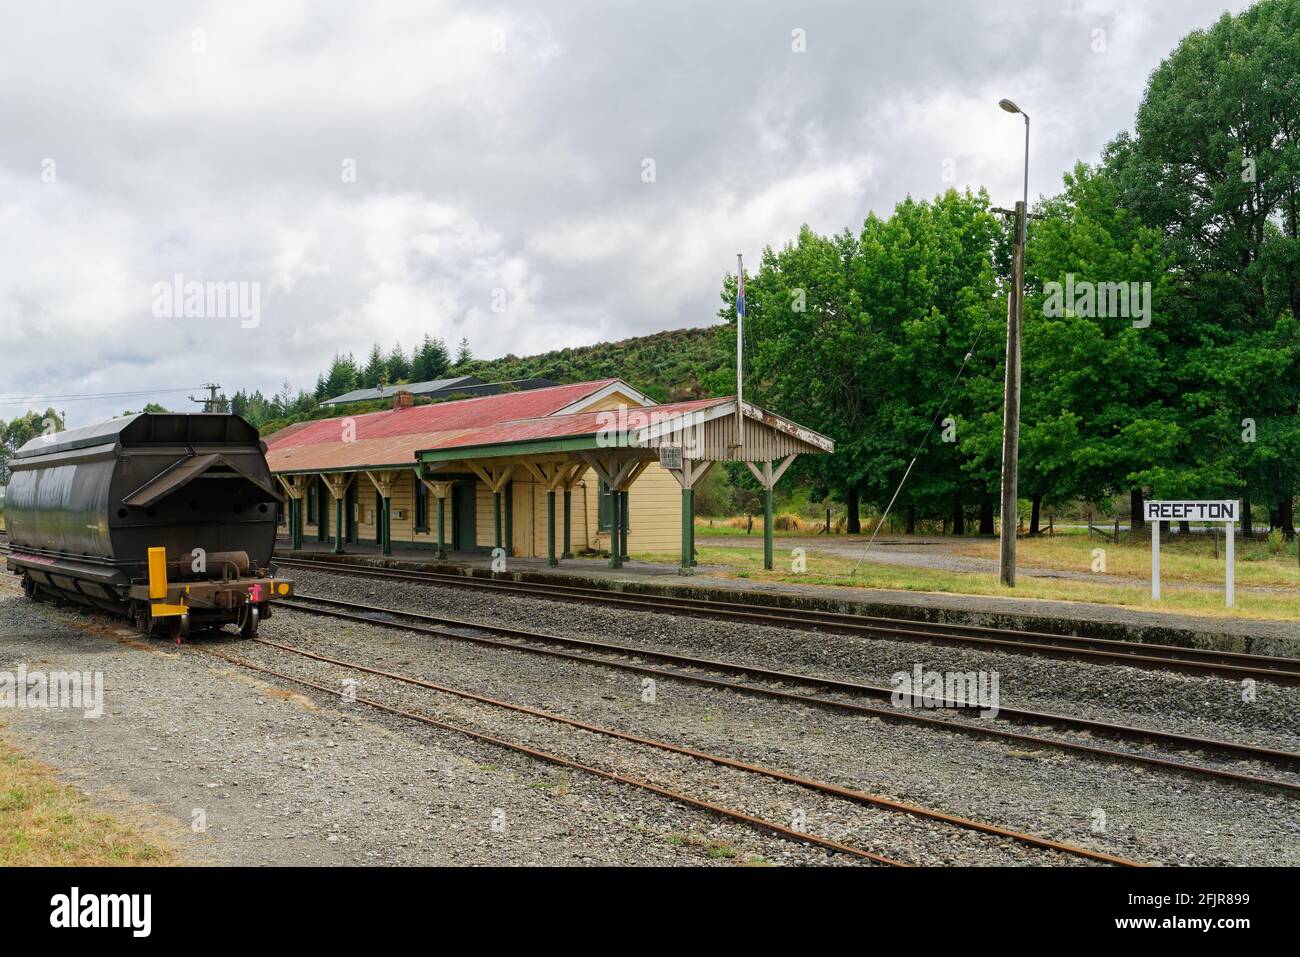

[306,483,317,524]
[414,480,429,532]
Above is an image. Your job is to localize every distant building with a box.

[320,375,559,409]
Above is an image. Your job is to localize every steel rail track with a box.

[196,646,902,866]
[272,556,1300,685]
[203,637,1140,866]
[277,593,1300,794]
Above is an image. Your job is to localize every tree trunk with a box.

[845,487,860,535]
[1179,520,1191,535]
[1130,489,1145,531]
[1281,497,1296,540]
[905,506,916,535]
[1242,496,1252,539]
[1029,494,1042,536]
[979,499,994,535]
[952,498,965,536]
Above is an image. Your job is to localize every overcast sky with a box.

[0,0,1248,426]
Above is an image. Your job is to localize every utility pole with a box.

[735,253,745,452]
[998,200,1026,586]
[997,98,1030,587]
[189,383,223,413]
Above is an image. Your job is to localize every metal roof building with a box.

[319,375,560,408]
[264,378,833,573]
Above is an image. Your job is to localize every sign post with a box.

[1143,500,1240,608]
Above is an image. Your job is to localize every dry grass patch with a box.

[0,735,176,866]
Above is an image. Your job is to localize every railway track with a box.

[198,635,1141,866]
[272,555,1300,686]
[276,592,1300,795]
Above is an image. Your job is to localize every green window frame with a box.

[414,480,429,532]
[597,480,611,531]
[306,482,317,524]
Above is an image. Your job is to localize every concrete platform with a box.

[274,539,1300,656]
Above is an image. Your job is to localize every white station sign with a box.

[1144,500,1240,607]
[1144,500,1239,523]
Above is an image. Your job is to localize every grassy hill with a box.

[458,326,728,404]
[258,325,729,436]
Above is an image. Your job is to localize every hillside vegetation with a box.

[256,326,727,437]
[458,326,727,404]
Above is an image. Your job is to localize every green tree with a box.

[411,334,451,381]
[1107,0,1300,534]
[360,344,387,389]
[1007,161,1176,531]
[385,342,411,384]
[322,353,359,399]
[454,337,472,367]
[1,408,66,483]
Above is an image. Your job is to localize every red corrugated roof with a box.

[264,379,618,452]
[263,383,733,473]
[422,397,730,451]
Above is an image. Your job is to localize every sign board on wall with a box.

[1143,500,1239,607]
[658,445,683,470]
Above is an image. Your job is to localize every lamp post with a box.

[997,98,1029,587]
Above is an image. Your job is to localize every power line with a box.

[0,387,204,406]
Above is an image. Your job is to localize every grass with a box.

[0,734,175,866]
[637,527,1300,621]
[694,519,811,537]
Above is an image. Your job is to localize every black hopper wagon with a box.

[4,413,293,640]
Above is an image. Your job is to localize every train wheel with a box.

[169,614,190,644]
[21,573,36,600]
[238,603,260,639]
[131,603,156,635]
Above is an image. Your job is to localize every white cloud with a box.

[0,0,1253,424]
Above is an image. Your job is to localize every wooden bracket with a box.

[745,454,797,490]
[276,474,311,500]
[319,472,353,500]
[467,462,514,493]
[365,469,400,498]
[668,459,715,490]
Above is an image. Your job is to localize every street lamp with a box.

[997,97,1030,587]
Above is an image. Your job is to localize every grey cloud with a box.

[0,0,1249,424]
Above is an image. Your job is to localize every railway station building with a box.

[263,378,833,573]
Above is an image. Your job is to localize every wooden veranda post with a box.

[365,471,400,556]
[319,473,353,555]
[746,455,797,571]
[416,472,454,560]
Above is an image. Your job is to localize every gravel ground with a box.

[0,583,859,866]
[262,567,1300,865]
[4,565,1298,866]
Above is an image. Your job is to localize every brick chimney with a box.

[393,390,414,410]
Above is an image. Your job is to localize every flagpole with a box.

[735,253,744,453]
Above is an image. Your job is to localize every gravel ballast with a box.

[3,566,1297,866]
[0,585,855,866]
